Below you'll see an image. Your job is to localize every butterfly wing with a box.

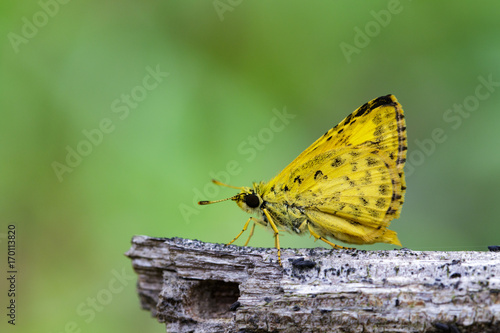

[267,94,406,188]
[264,147,404,245]
[260,95,406,246]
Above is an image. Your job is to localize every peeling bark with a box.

[125,236,500,333]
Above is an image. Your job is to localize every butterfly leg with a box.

[227,217,254,246]
[243,222,256,246]
[263,208,282,265]
[306,221,353,250]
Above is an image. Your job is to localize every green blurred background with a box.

[1,1,500,332]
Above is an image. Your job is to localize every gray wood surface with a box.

[125,236,500,333]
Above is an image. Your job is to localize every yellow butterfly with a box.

[199,95,407,265]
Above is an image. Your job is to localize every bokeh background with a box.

[1,1,500,332]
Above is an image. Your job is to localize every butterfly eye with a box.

[244,193,260,208]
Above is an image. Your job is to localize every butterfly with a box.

[199,94,407,265]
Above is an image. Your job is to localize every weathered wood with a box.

[125,236,500,333]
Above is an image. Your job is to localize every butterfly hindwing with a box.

[272,147,403,224]
[263,147,403,245]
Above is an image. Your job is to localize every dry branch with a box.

[125,236,500,333]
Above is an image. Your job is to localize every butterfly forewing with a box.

[267,95,406,188]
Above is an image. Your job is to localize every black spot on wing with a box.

[293,175,303,185]
[354,102,370,118]
[349,150,361,158]
[331,157,345,168]
[374,125,384,137]
[343,176,356,187]
[359,197,369,206]
[392,193,402,201]
[344,113,353,125]
[379,184,389,195]
[348,204,361,217]
[372,113,383,125]
[376,198,386,208]
[386,207,396,215]
[366,157,378,166]
[371,94,395,109]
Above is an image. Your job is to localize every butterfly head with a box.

[233,188,263,214]
[198,179,263,214]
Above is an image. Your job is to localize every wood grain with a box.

[125,236,500,332]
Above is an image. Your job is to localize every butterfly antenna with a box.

[198,196,237,205]
[211,179,243,190]
[198,179,243,205]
